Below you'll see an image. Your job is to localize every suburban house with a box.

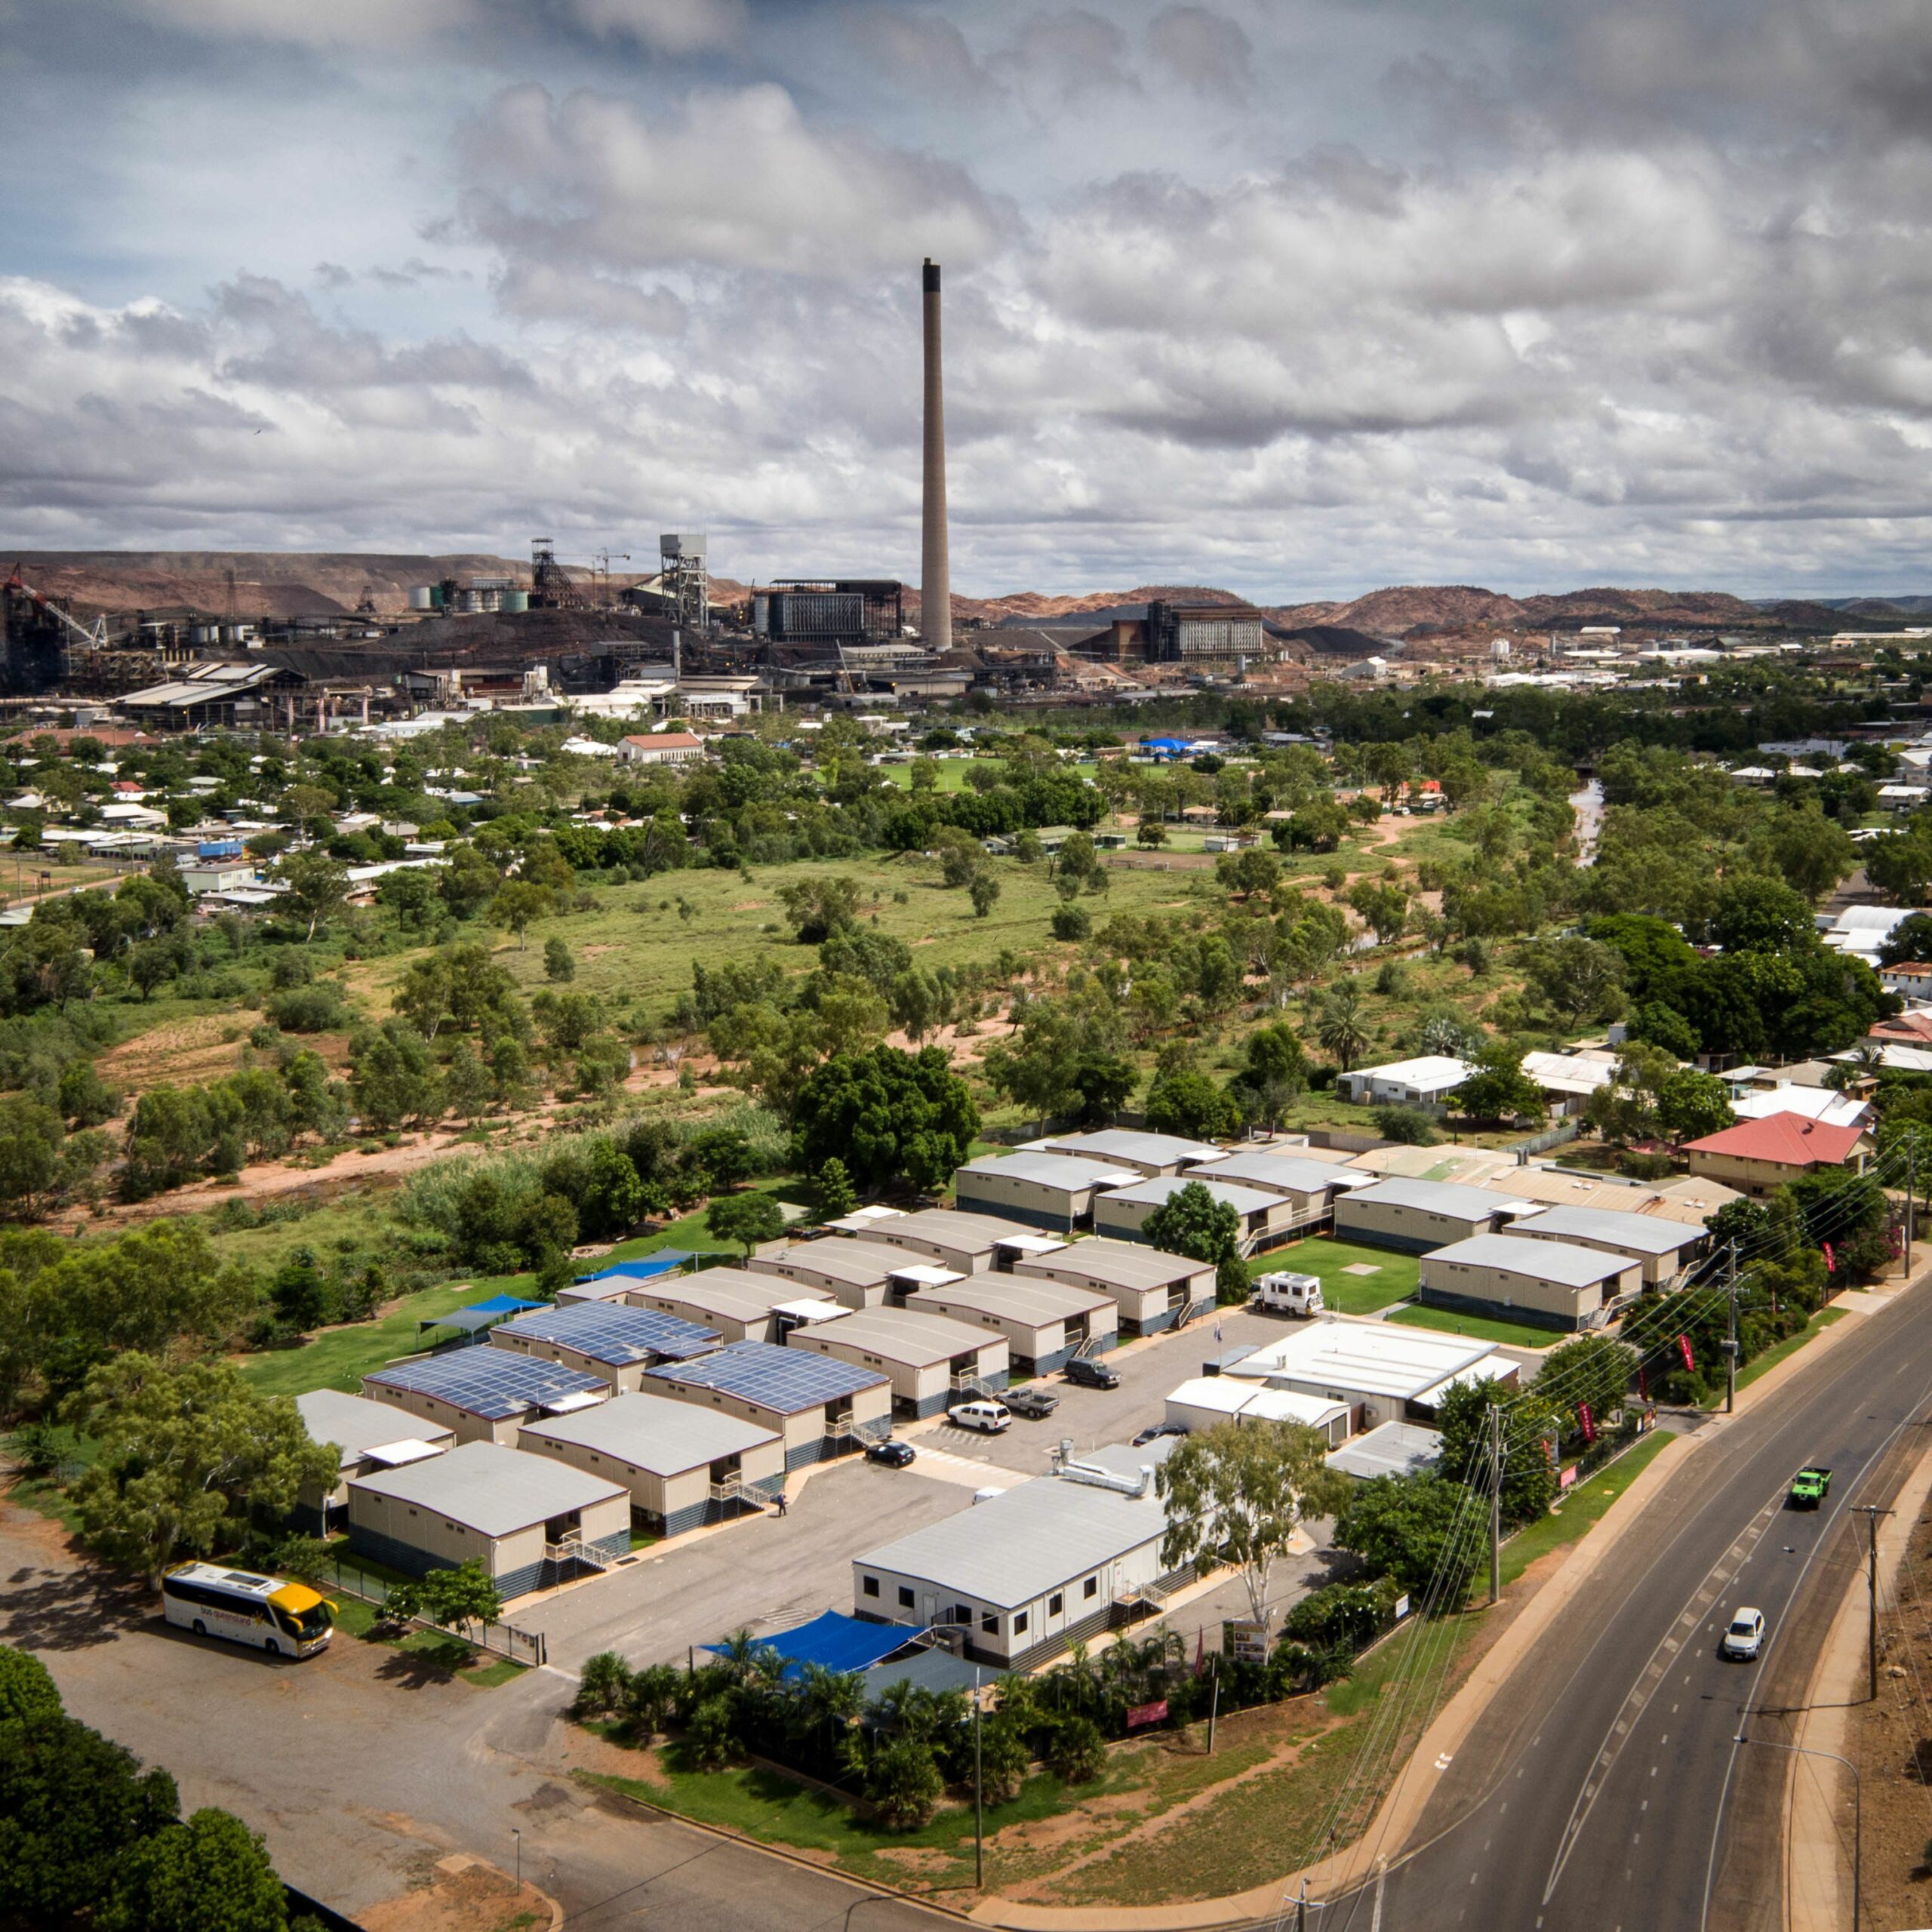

[1681,1112,1874,1198]
[617,731,706,766]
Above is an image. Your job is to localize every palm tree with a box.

[1317,983,1373,1073]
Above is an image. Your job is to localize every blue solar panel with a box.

[645,1339,885,1411]
[365,1349,607,1420]
[494,1301,720,1366]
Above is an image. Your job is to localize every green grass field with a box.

[238,1278,517,1397]
[1720,1305,1850,1403]
[1389,1303,1558,1349]
[1261,1237,1420,1314]
[1498,1428,1675,1588]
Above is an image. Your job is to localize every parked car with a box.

[1003,1385,1060,1420]
[950,1399,1012,1434]
[1133,1422,1188,1447]
[864,1439,916,1469]
[1720,1607,1765,1660]
[1063,1356,1121,1391]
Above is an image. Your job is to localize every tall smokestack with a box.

[921,257,951,652]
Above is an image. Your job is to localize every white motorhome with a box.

[1251,1270,1324,1317]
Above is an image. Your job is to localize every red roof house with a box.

[1681,1112,1872,1198]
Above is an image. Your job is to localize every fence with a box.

[324,1555,548,1668]
[1506,1118,1583,1160]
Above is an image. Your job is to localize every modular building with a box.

[1220,1320,1518,1431]
[518,1393,785,1537]
[644,1340,892,1471]
[746,1236,911,1308]
[1163,1376,1350,1446]
[785,1306,1011,1417]
[901,1275,1118,1375]
[1326,1420,1442,1482]
[847,1207,1044,1276]
[1337,1055,1476,1112]
[362,1349,611,1445]
[487,1301,721,1392]
[1093,1174,1297,1256]
[1186,1152,1374,1230]
[346,1440,629,1598]
[294,1388,454,1526]
[952,1152,1140,1233]
[1417,1233,1642,1332]
[1011,1238,1214,1336]
[1034,1129,1223,1178]
[1507,1205,1705,1287]
[852,1442,1189,1669]
[1333,1177,1528,1254]
[626,1267,838,1344]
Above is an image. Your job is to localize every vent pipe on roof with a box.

[1051,1438,1155,1497]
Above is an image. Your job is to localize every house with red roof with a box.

[616,731,706,767]
[1681,1112,1872,1198]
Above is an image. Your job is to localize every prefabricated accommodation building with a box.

[1506,1205,1705,1288]
[643,1340,892,1471]
[518,1392,785,1537]
[1010,1238,1215,1337]
[1186,1151,1374,1230]
[487,1301,721,1392]
[846,1207,1046,1277]
[784,1306,1011,1417]
[900,1275,1118,1375]
[627,1267,838,1344]
[951,1152,1139,1233]
[746,1236,917,1309]
[1093,1174,1297,1256]
[346,1440,629,1597]
[1416,1232,1642,1332]
[361,1349,611,1445]
[1332,1177,1527,1254]
[1034,1129,1223,1178]
[295,1388,454,1527]
[1219,1320,1520,1432]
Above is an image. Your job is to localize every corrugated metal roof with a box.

[645,1339,886,1411]
[956,1152,1140,1191]
[1326,1422,1442,1482]
[365,1349,608,1420]
[491,1300,721,1366]
[1223,1321,1494,1400]
[297,1389,454,1466]
[1510,1206,1697,1256]
[1018,1238,1210,1292]
[518,1391,777,1472]
[904,1276,1112,1327]
[1043,1130,1223,1166]
[1100,1174,1282,1214]
[852,1208,1038,1251]
[635,1267,833,1321]
[855,1466,1170,1609]
[1343,1177,1509,1217]
[749,1236,898,1286]
[348,1440,624,1537]
[1186,1152,1363,1195]
[1423,1232,1634,1287]
[793,1306,997,1367]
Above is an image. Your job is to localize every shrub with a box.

[1041,1712,1106,1785]
[1372,1104,1440,1146]
[866,1736,945,1829]
[1051,903,1091,942]
[264,983,349,1033]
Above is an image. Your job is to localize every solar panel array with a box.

[366,1348,608,1420]
[495,1300,721,1365]
[645,1338,885,1410]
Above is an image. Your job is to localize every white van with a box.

[1252,1271,1324,1318]
[951,1399,1012,1434]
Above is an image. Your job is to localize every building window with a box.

[862,1576,879,1598]
[899,1586,915,1608]
[1049,1592,1063,1616]
[981,1612,998,1635]
[1083,1577,1097,1599]
[1012,1611,1029,1635]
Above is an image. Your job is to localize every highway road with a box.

[1313,1276,1932,1932]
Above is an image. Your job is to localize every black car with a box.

[1132,1422,1188,1447]
[1063,1356,1121,1390]
[863,1439,916,1469]
[1002,1385,1060,1420]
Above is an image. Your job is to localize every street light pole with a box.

[973,1665,983,1890]
[1734,1733,1860,1929]
[1724,1241,1739,1415]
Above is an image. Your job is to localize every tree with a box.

[866,1736,944,1830]
[349,1020,443,1129]
[792,1045,980,1195]
[1522,935,1626,1025]
[706,1190,786,1259]
[63,1356,337,1584]
[1435,1377,1558,1528]
[101,1807,290,1932]
[543,937,575,983]
[968,871,1001,918]
[1143,1070,1241,1141]
[1334,1472,1480,1599]
[488,878,553,947]
[405,1558,503,1642]
[1142,1180,1241,1278]
[888,968,943,1043]
[1229,1023,1308,1131]
[1535,1336,1636,1440]
[1315,983,1372,1072]
[1878,912,1932,968]
[1346,880,1409,946]
[1452,1044,1546,1124]
[776,875,863,942]
[1655,1069,1734,1143]
[0,1643,61,1724]
[814,1157,857,1220]
[1706,873,1817,954]
[274,852,350,942]
[1157,1420,1351,1628]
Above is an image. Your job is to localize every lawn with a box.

[1497,1428,1675,1589]
[1389,1304,1560,1349]
[1719,1306,1850,1403]
[1264,1237,1419,1315]
[237,1277,516,1397]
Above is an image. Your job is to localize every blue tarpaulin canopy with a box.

[705,1611,912,1680]
[575,1251,696,1284]
[418,1294,543,1337]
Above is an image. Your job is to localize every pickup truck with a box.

[1789,1466,1832,1509]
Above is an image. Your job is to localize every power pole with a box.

[1294,1880,1308,1932]
[1907,1128,1918,1276]
[1852,1505,1894,1703]
[1724,1241,1739,1415]
[1488,1402,1503,1606]
[1207,1656,1220,1755]
[973,1666,984,1889]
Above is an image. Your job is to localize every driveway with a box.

[0,1498,953,1932]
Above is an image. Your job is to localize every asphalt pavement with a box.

[1310,1276,1932,1932]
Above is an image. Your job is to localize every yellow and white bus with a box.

[162,1563,334,1658]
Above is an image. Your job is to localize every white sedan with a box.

[1721,1607,1765,1660]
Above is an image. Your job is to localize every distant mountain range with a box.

[7,552,1927,636]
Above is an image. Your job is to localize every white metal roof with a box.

[795,1306,1001,1367]
[1343,1055,1475,1092]
[956,1152,1142,1192]
[904,1275,1113,1328]
[1017,1238,1211,1291]
[854,1208,1041,1251]
[1099,1174,1283,1215]
[1327,1421,1444,1481]
[518,1391,778,1473]
[297,1388,456,1467]
[1041,1129,1224,1167]
[748,1236,898,1286]
[1423,1232,1635,1287]
[348,1440,625,1537]
[1509,1206,1697,1257]
[1222,1319,1496,1401]
[1186,1152,1367,1196]
[1342,1177,1511,1218]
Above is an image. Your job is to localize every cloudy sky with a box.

[3,0,1931,600]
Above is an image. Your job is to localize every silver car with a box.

[1721,1607,1764,1660]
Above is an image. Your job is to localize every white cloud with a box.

[568,0,746,54]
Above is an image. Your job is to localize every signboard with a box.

[1577,1401,1596,1446]
[1126,1700,1169,1730]
[1226,1620,1269,1665]
[1393,1595,1411,1622]
[1558,1464,1579,1490]
[1676,1334,1695,1374]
